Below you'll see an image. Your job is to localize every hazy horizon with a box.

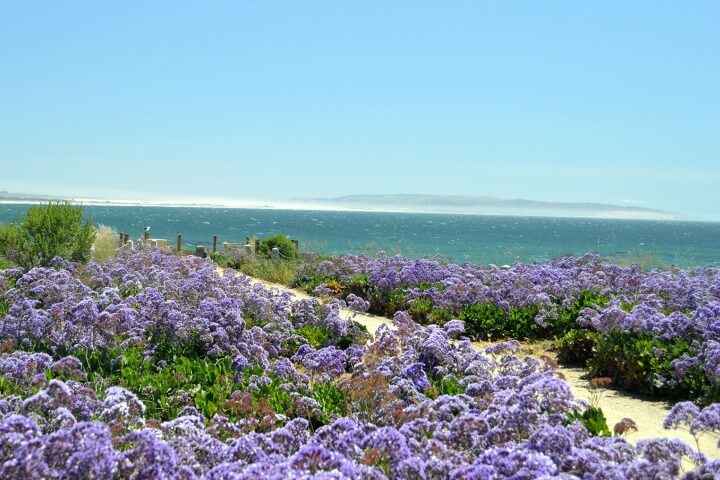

[0,189,704,222]
[1,2,718,220]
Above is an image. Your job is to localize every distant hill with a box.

[299,194,676,220]
[0,191,64,202]
[0,190,678,220]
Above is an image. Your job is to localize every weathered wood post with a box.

[212,236,218,254]
[144,230,149,242]
[271,247,280,260]
[196,245,207,258]
[177,234,182,254]
[292,239,299,257]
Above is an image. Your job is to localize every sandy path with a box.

[223,269,719,458]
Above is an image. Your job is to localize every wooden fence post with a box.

[177,234,182,254]
[212,235,218,254]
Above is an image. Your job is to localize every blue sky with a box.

[1,1,718,219]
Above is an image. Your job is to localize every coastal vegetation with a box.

[290,254,720,405]
[92,224,120,264]
[258,233,297,259]
[222,254,302,285]
[212,233,308,285]
[2,249,719,477]
[0,201,95,270]
[1,214,720,477]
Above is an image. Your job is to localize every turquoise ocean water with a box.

[1,204,718,268]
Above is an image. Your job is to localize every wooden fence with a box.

[117,231,299,258]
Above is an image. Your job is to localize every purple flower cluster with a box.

[0,351,52,388]
[665,401,720,441]
[311,254,720,388]
[292,345,347,381]
[1,250,719,478]
[0,249,365,360]
[314,253,720,318]
[345,293,370,313]
[0,386,709,478]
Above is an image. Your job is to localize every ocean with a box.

[1,204,718,268]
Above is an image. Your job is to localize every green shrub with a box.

[458,302,510,340]
[408,298,433,323]
[311,381,348,422]
[7,339,354,428]
[61,346,239,421]
[57,347,288,422]
[429,308,454,325]
[457,290,608,342]
[507,305,542,337]
[566,406,611,437]
[259,234,297,259]
[296,275,327,293]
[426,374,465,399]
[587,330,711,402]
[293,322,365,351]
[0,202,95,270]
[556,329,599,366]
[147,327,210,360]
[0,298,9,321]
[342,274,370,298]
[367,289,408,316]
[296,324,332,349]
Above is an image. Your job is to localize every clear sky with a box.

[1,2,718,219]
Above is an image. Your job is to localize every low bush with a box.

[459,302,512,340]
[556,329,599,366]
[587,330,713,403]
[408,298,434,324]
[456,303,544,340]
[311,381,349,426]
[426,374,464,398]
[365,288,408,317]
[296,324,332,349]
[259,234,297,259]
[0,202,95,270]
[342,274,370,297]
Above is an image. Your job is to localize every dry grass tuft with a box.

[92,224,119,263]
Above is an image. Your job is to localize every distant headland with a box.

[0,191,679,220]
